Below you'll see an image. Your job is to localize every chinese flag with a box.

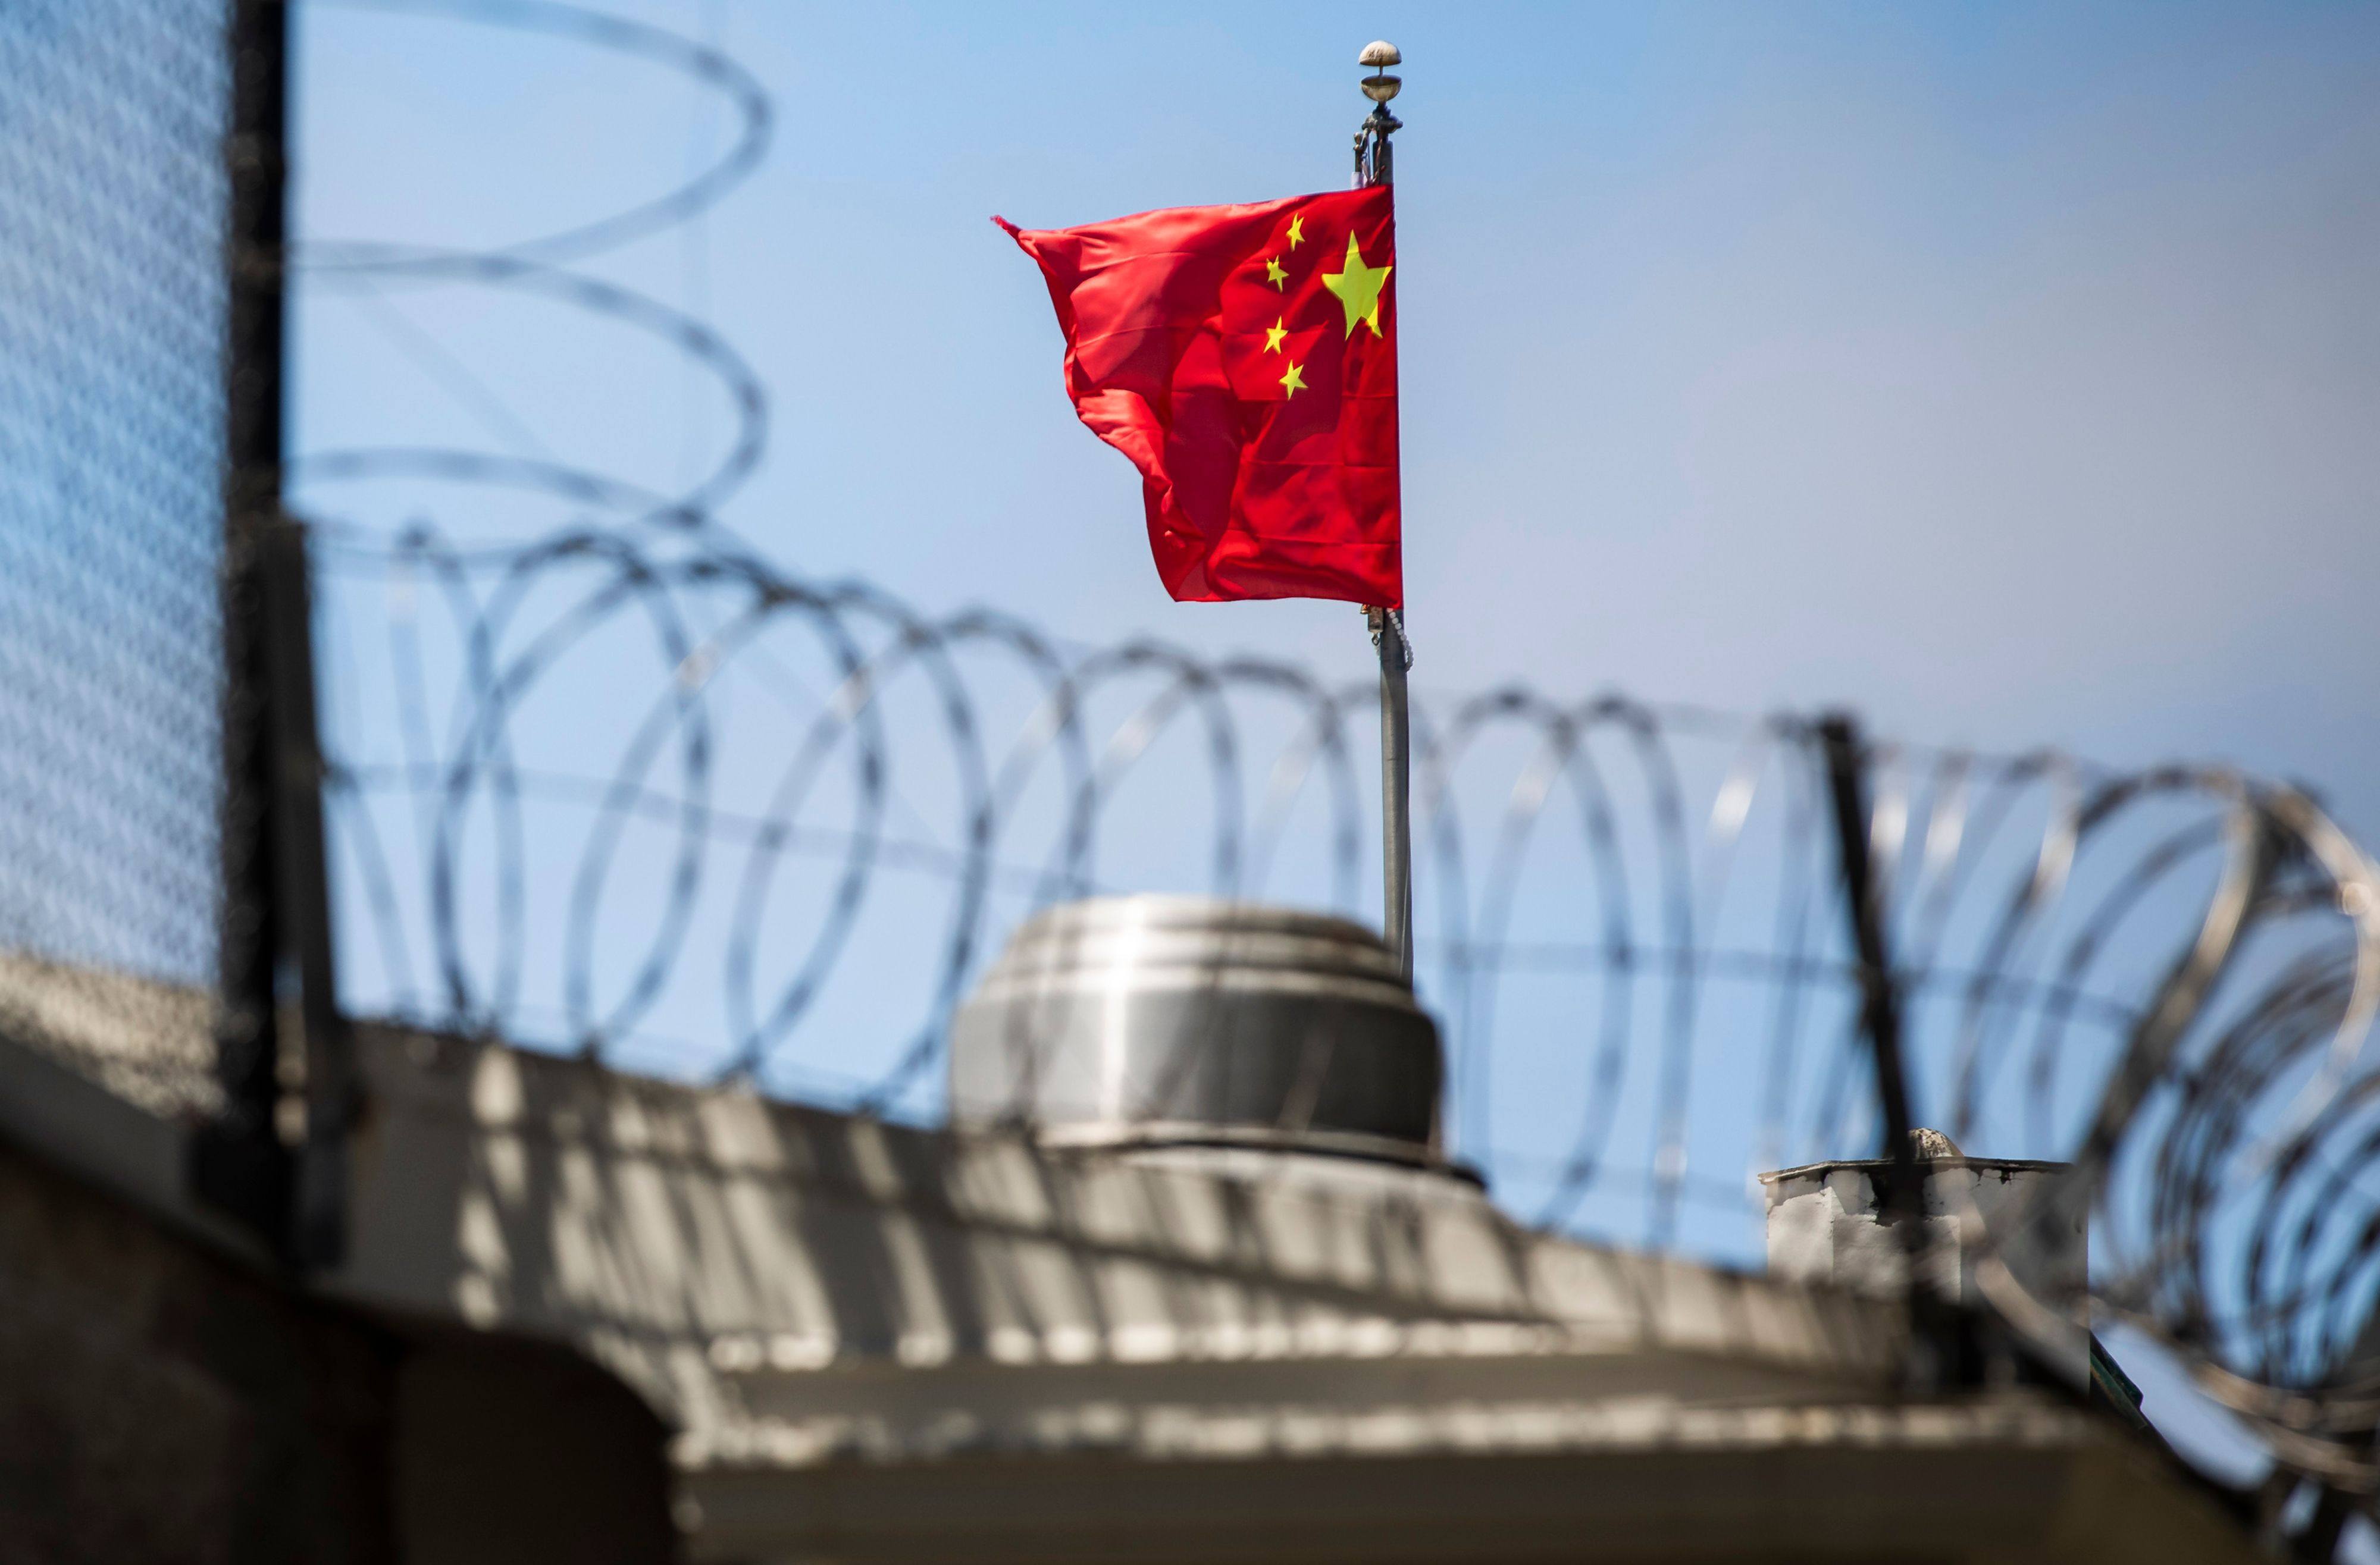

[997,185,1400,607]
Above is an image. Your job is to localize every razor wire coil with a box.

[209,0,2380,1511]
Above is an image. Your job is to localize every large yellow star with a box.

[1287,213,1305,249]
[1320,233,1392,337]
[1263,317,1287,353]
[1279,360,1307,397]
[1264,256,1287,288]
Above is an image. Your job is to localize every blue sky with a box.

[296,0,2380,815]
[289,0,2380,1478]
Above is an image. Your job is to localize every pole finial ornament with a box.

[1354,41,1402,187]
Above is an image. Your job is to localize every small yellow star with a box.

[1264,256,1287,288]
[1279,360,1307,397]
[1263,318,1287,353]
[1287,213,1305,249]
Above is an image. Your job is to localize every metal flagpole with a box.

[1353,42,1411,978]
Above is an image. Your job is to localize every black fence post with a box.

[262,518,352,1269]
[195,0,350,1266]
[1817,711,1952,1382]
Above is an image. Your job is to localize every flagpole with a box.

[1354,42,1411,980]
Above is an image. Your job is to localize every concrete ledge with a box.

[682,1415,2255,1565]
[330,1025,1907,1437]
[0,962,2260,1565]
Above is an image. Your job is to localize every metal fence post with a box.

[1817,711,1952,1383]
[194,0,350,1266]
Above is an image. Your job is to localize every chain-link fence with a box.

[0,0,239,1117]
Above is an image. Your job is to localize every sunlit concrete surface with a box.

[328,1027,2250,1563]
[0,962,2259,1564]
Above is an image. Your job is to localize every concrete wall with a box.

[0,970,2251,1565]
[0,1134,677,1564]
[0,1138,394,1565]
[393,1329,678,1565]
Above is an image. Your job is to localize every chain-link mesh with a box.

[0,1,231,1115]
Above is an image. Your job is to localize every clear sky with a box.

[290,0,2380,1482]
[297,0,2380,835]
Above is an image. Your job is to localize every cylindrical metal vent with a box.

[948,896,1443,1165]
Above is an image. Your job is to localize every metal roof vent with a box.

[1760,1130,2089,1376]
[948,895,1444,1167]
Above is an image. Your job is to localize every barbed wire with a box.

[287,0,2380,1508]
[305,515,2380,1476]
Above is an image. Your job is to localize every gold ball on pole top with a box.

[1359,40,1402,103]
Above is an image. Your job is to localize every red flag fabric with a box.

[997,186,1400,607]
